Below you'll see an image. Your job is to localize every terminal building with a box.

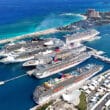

[87,9,100,18]
[105,100,110,110]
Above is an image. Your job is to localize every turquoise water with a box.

[0,14,84,39]
[86,24,110,57]
[0,0,110,110]
[0,0,110,40]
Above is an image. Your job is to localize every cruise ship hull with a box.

[0,56,34,64]
[68,34,99,43]
[34,66,103,105]
[66,30,100,44]
[34,55,91,79]
[23,60,39,67]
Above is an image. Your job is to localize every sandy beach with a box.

[60,13,87,20]
[0,28,59,44]
[0,13,87,45]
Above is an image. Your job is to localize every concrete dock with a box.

[87,46,110,63]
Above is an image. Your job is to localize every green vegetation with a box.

[76,92,87,110]
[36,101,53,110]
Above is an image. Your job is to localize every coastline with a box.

[73,14,87,20]
[60,13,87,20]
[0,13,87,45]
[1,0,110,109]
[0,28,59,44]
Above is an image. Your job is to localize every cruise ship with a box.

[0,40,38,57]
[0,49,53,64]
[27,51,92,78]
[33,64,103,104]
[23,55,53,67]
[23,46,86,67]
[0,38,65,64]
[65,29,100,44]
[0,38,64,57]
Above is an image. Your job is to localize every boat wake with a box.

[88,36,101,42]
[0,74,27,86]
[35,14,65,31]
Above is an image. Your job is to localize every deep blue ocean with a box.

[0,0,110,110]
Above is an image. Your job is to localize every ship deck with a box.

[65,29,99,41]
[35,52,90,73]
[34,65,102,99]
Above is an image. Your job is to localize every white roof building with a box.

[85,89,91,94]
[62,90,81,106]
[89,85,95,91]
[105,100,110,107]
[81,86,88,90]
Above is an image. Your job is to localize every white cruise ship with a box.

[23,46,86,67]
[23,56,53,67]
[33,64,103,104]
[27,52,92,78]
[0,38,65,57]
[0,55,34,64]
[0,50,53,64]
[65,29,100,44]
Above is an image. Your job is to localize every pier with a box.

[86,46,104,55]
[0,28,59,44]
[87,46,110,63]
[93,54,110,63]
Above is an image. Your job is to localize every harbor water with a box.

[0,0,110,110]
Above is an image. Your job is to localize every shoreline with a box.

[0,28,59,44]
[0,13,87,45]
[60,13,87,20]
[72,14,87,20]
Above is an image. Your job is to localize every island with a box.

[58,9,110,31]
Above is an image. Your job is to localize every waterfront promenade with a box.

[0,28,59,44]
